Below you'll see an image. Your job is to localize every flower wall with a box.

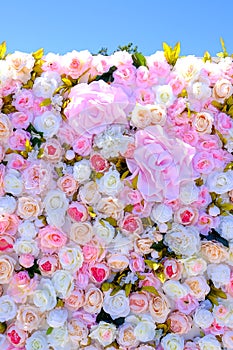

[0,40,233,349]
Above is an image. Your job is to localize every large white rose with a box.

[52,270,74,298]
[0,195,16,214]
[98,169,123,196]
[14,238,39,257]
[43,189,69,228]
[219,216,233,241]
[0,295,17,322]
[25,331,49,350]
[103,290,130,319]
[33,71,61,99]
[47,308,68,328]
[163,280,189,300]
[93,220,115,245]
[193,308,214,329]
[197,334,221,350]
[58,246,84,272]
[33,279,57,312]
[3,170,23,196]
[73,159,91,183]
[34,111,61,137]
[207,263,231,288]
[161,333,184,350]
[89,321,116,347]
[133,315,156,342]
[150,203,173,223]
[47,326,70,349]
[206,170,233,194]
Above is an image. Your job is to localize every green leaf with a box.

[203,51,211,62]
[40,98,51,107]
[125,283,132,297]
[151,240,165,252]
[101,282,111,292]
[132,174,138,190]
[110,286,121,296]
[124,204,133,213]
[62,77,73,87]
[46,327,53,335]
[0,41,6,59]
[141,285,159,295]
[220,37,228,57]
[121,170,130,180]
[105,217,117,227]
[211,100,223,110]
[32,48,44,60]
[132,52,147,68]
[0,322,6,334]
[162,41,180,66]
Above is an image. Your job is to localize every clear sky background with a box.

[2,0,233,57]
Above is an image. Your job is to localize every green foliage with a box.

[0,41,6,59]
[162,41,180,66]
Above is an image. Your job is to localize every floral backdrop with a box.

[0,40,233,349]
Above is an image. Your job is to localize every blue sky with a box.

[3,0,233,56]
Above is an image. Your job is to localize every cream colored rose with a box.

[193,112,213,134]
[134,237,154,255]
[107,253,129,272]
[183,256,207,276]
[70,222,93,245]
[131,104,151,128]
[6,51,35,83]
[149,291,171,323]
[149,104,166,126]
[79,181,101,205]
[185,276,210,300]
[84,286,103,313]
[17,196,41,220]
[96,197,124,220]
[16,304,42,332]
[0,255,16,284]
[213,78,233,102]
[117,323,138,348]
[201,241,229,263]
[0,114,12,142]
[68,319,88,345]
[163,280,189,300]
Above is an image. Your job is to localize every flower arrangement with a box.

[0,39,233,349]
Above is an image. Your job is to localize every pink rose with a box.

[192,151,215,175]
[65,80,129,136]
[10,111,32,129]
[120,213,143,235]
[113,64,137,86]
[12,89,34,112]
[139,272,161,290]
[8,271,38,303]
[163,258,183,280]
[18,254,34,268]
[37,226,67,253]
[38,254,60,276]
[129,292,149,314]
[167,312,192,334]
[174,206,199,226]
[127,125,195,202]
[73,135,92,156]
[57,174,78,196]
[62,50,93,79]
[8,129,30,151]
[42,138,63,163]
[67,202,88,222]
[90,153,109,172]
[216,112,233,134]
[7,324,27,348]
[0,214,19,235]
[89,262,110,284]
[0,234,15,252]
[129,252,145,272]
[7,154,28,171]
[82,238,105,264]
[176,294,199,314]
[65,287,85,311]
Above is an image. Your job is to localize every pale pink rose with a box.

[0,145,5,162]
[84,285,104,313]
[57,174,78,196]
[65,81,129,136]
[65,287,85,311]
[73,310,96,328]
[42,52,63,73]
[120,213,143,235]
[62,50,93,79]
[215,112,233,134]
[134,88,155,105]
[163,258,183,280]
[18,254,34,268]
[57,121,77,145]
[134,237,154,255]
[174,206,199,226]
[197,134,221,151]
[119,186,142,205]
[226,273,233,297]
[149,291,171,323]
[10,111,32,129]
[7,154,28,171]
[168,75,185,95]
[67,201,88,222]
[12,89,34,112]
[127,125,195,202]
[181,128,199,147]
[192,151,215,174]
[212,148,233,169]
[8,129,30,151]
[38,253,60,276]
[17,196,41,220]
[213,78,233,102]
[136,66,151,87]
[139,272,161,290]
[68,318,88,345]
[90,153,109,172]
[193,112,213,134]
[73,135,92,156]
[195,186,211,207]
[184,341,200,350]
[205,319,227,336]
[129,292,149,314]
[184,276,210,301]
[22,162,51,194]
[0,114,13,143]
[0,214,19,235]
[82,238,105,264]
[113,64,137,86]
[37,226,67,253]
[167,311,192,334]
[117,323,139,348]
[129,252,145,272]
[42,138,63,163]
[147,52,171,78]
[91,54,113,76]
[0,79,19,97]
[0,255,16,284]
[0,234,15,252]
[96,197,124,220]
[16,304,42,332]
[89,262,110,284]
[107,254,129,272]
[176,294,199,314]
[222,330,233,349]
[6,324,27,348]
[7,271,38,303]
[197,213,219,235]
[168,98,186,120]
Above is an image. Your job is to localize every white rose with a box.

[14,238,39,256]
[98,169,123,196]
[163,280,189,300]
[193,308,214,329]
[219,216,233,241]
[43,189,69,228]
[33,71,61,98]
[3,170,23,196]
[161,333,184,350]
[213,78,233,103]
[89,321,116,347]
[182,256,207,276]
[58,246,83,272]
[175,55,203,83]
[70,222,93,245]
[33,279,57,312]
[52,270,74,298]
[6,51,35,83]
[93,220,115,245]
[103,290,130,320]
[206,171,233,194]
[73,159,91,183]
[34,111,61,137]
[197,334,221,350]
[213,302,233,327]
[0,295,17,322]
[0,195,16,214]
[47,308,68,328]
[222,330,233,349]
[47,326,69,348]
[18,221,37,239]
[131,104,151,128]
[188,79,211,101]
[154,84,175,106]
[179,182,199,205]
[150,203,173,223]
[25,331,49,350]
[207,263,231,288]
[164,224,200,257]
[79,181,101,205]
[134,315,156,342]
[149,104,167,126]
